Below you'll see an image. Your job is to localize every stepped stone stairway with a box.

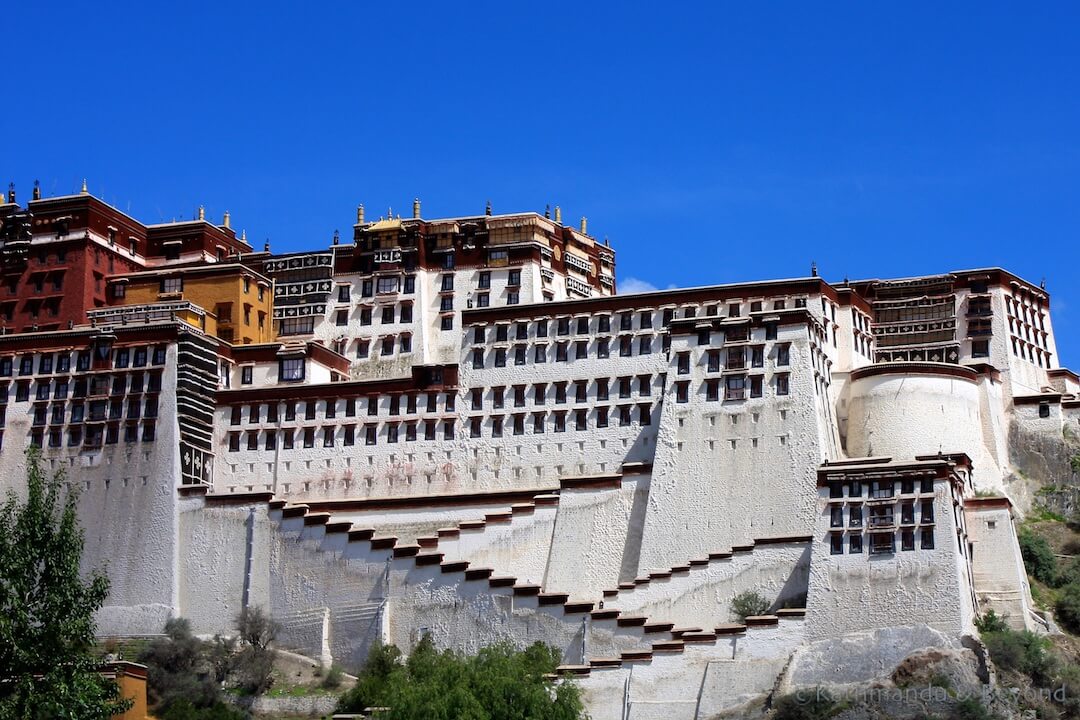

[249,477,809,718]
[598,537,812,629]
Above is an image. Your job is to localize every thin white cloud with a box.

[618,277,659,294]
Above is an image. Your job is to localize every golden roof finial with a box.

[580,216,588,234]
[198,206,205,221]
[80,179,88,195]
[223,210,231,229]
[554,205,562,224]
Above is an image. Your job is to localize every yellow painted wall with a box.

[119,270,274,344]
[98,666,151,720]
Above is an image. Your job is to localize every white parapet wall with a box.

[544,473,650,598]
[177,493,275,638]
[605,540,810,629]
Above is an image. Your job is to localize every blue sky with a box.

[3,2,1079,365]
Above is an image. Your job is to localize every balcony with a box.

[868,514,895,529]
[869,536,896,555]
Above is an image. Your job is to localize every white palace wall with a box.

[638,320,826,572]
[0,345,186,638]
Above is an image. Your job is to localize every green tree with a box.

[137,618,222,712]
[1018,528,1059,586]
[230,606,277,695]
[0,449,132,719]
[337,637,586,720]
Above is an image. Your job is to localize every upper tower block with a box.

[848,268,1058,396]
[0,186,253,335]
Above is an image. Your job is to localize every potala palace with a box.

[0,183,1077,718]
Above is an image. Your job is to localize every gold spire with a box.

[554,205,561,224]
[413,197,421,219]
[198,206,205,221]
[223,210,231,229]
[80,179,88,195]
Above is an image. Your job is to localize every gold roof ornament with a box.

[413,197,421,218]
[554,205,562,224]
[223,211,231,229]
[580,216,587,234]
[80,179,88,195]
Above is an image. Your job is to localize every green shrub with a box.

[158,699,247,720]
[731,590,771,622]
[982,628,1056,686]
[337,638,584,719]
[1055,582,1080,634]
[1018,527,1060,586]
[929,673,953,692]
[773,688,844,720]
[974,610,1009,634]
[320,664,344,690]
[952,697,994,720]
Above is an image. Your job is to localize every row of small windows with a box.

[2,371,163,403]
[336,275,417,302]
[334,303,414,327]
[468,378,658,411]
[30,421,157,448]
[29,396,159,425]
[228,420,457,450]
[471,336,664,366]
[225,404,655,451]
[1010,337,1052,368]
[0,346,167,377]
[674,374,790,402]
[470,334,791,370]
[469,289,520,308]
[467,406,652,436]
[827,477,936,498]
[470,299,810,344]
[829,528,935,555]
[829,501,935,529]
[228,393,458,425]
[675,344,790,374]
